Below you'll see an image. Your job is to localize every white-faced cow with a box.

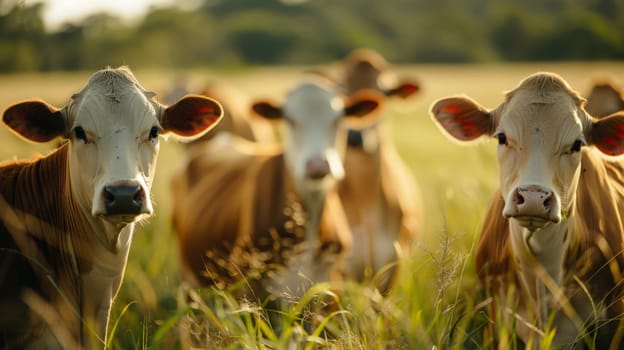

[337,48,421,292]
[431,72,624,348]
[585,77,624,118]
[171,76,384,307]
[0,66,223,349]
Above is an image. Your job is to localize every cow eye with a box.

[74,126,88,143]
[148,126,159,141]
[496,132,508,146]
[570,139,584,153]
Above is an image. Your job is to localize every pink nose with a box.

[510,185,555,219]
[305,157,330,180]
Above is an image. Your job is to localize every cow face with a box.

[252,79,382,198]
[3,67,222,225]
[431,72,624,232]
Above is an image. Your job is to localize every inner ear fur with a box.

[385,81,420,99]
[343,89,385,129]
[162,94,224,138]
[430,96,493,142]
[251,101,283,120]
[2,100,66,143]
[589,111,624,156]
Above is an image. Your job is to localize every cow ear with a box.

[2,100,66,143]
[161,95,223,140]
[430,96,493,142]
[385,81,420,99]
[343,90,384,129]
[251,101,283,119]
[344,90,384,117]
[589,112,624,156]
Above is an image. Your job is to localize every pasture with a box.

[1,62,623,349]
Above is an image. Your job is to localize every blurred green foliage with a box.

[0,0,623,72]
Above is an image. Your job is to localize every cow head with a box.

[431,72,624,232]
[343,48,420,99]
[252,78,383,199]
[3,67,223,226]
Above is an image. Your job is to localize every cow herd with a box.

[1,52,624,349]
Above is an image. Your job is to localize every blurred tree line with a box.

[1,0,623,72]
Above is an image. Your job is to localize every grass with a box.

[1,62,624,349]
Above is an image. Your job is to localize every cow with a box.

[171,76,384,309]
[585,77,624,118]
[0,66,223,349]
[430,72,624,349]
[337,48,421,292]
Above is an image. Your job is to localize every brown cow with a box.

[585,77,624,118]
[431,72,624,348]
[171,76,384,306]
[338,48,421,292]
[0,66,223,349]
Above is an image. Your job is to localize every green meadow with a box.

[1,62,623,349]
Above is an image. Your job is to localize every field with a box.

[1,62,624,349]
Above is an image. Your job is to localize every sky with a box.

[24,0,183,29]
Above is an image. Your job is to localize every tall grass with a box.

[1,62,624,349]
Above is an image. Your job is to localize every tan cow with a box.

[585,77,624,118]
[338,48,421,292]
[0,66,223,349]
[431,72,624,349]
[171,76,384,306]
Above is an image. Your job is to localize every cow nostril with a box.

[105,188,116,206]
[133,188,144,205]
[543,196,552,210]
[515,192,525,205]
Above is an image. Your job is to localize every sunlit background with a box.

[26,0,181,29]
[3,0,624,71]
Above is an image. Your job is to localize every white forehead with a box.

[504,90,578,122]
[282,80,344,122]
[67,67,160,130]
[499,73,587,136]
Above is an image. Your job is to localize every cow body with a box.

[0,145,130,349]
[338,48,421,292]
[172,77,383,303]
[431,72,624,348]
[339,137,419,292]
[0,66,222,349]
[172,136,350,299]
